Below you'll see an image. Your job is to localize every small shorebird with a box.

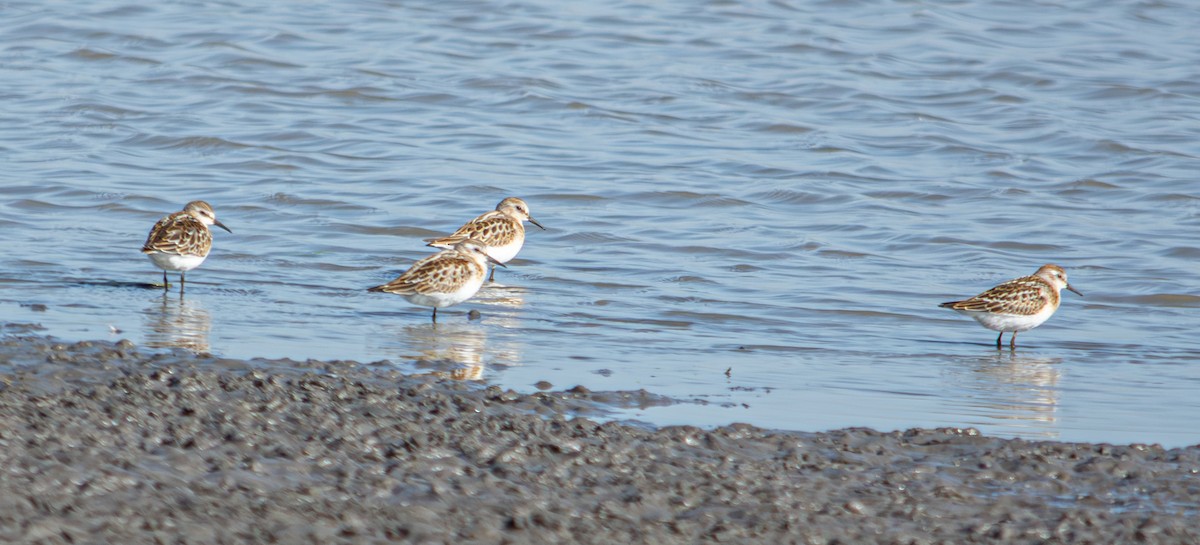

[142,201,231,291]
[368,239,505,322]
[940,264,1082,349]
[424,197,544,282]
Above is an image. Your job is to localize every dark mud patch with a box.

[0,333,1198,544]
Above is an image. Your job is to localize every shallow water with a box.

[2,0,1199,446]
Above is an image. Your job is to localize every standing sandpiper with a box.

[142,201,231,291]
[940,264,1082,349]
[424,197,544,282]
[368,239,505,322]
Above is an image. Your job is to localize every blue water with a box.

[2,0,1200,446]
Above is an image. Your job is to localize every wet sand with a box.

[1,331,1197,544]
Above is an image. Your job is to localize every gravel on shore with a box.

[1,331,1198,544]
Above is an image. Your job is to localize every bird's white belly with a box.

[147,252,207,272]
[427,239,522,263]
[485,239,523,264]
[958,306,1055,333]
[403,277,486,309]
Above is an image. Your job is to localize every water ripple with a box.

[2,0,1200,446]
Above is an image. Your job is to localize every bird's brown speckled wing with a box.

[425,211,521,248]
[141,212,213,257]
[942,276,1055,315]
[369,252,481,295]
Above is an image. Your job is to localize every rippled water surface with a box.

[3,0,1199,446]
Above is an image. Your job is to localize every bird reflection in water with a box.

[381,286,527,381]
[960,351,1063,438]
[398,323,489,381]
[470,283,529,322]
[144,291,212,353]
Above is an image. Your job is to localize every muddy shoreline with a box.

[1,332,1197,544]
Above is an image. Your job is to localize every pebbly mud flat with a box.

[0,331,1197,544]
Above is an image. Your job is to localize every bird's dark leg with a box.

[1010,331,1018,349]
[180,272,186,294]
[432,308,438,323]
[488,266,496,283]
[162,271,169,290]
[996,332,1003,349]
